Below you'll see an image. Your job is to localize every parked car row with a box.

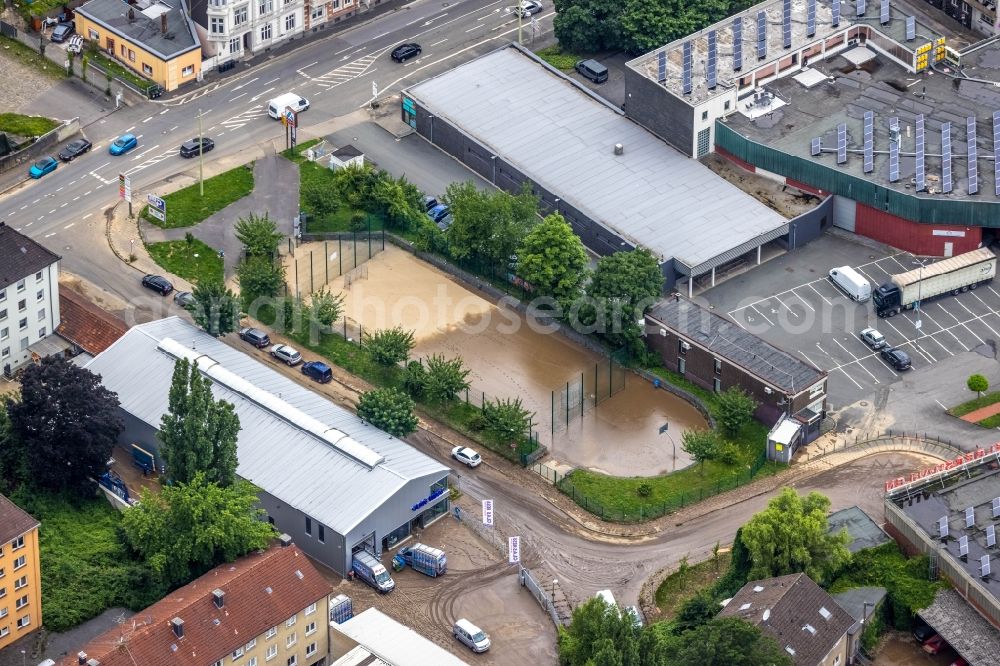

[28,133,216,179]
[857,326,911,371]
[238,328,333,383]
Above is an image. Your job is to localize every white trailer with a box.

[873,247,997,317]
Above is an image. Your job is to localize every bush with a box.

[968,373,989,398]
[716,388,757,437]
[637,482,652,497]
[350,211,368,232]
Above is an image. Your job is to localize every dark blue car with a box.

[301,361,333,383]
[109,133,138,156]
[29,156,58,179]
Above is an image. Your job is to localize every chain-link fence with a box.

[549,355,627,437]
[286,231,385,298]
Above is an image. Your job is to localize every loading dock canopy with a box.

[919,589,1000,666]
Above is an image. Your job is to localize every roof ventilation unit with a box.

[614,143,624,155]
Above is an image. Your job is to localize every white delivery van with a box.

[267,93,310,120]
[828,266,871,302]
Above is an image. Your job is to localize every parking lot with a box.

[703,235,1000,411]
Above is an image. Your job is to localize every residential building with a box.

[719,573,856,666]
[643,296,827,434]
[85,317,451,576]
[56,288,130,362]
[75,0,202,92]
[403,44,825,296]
[330,608,469,665]
[60,540,332,666]
[0,494,42,650]
[0,221,61,373]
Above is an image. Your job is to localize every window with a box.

[713,377,721,393]
[0,289,4,302]
[120,44,126,57]
[0,328,7,341]
[232,646,245,659]
[261,23,272,40]
[211,16,225,33]
[234,5,248,24]
[142,63,153,75]
[305,602,317,616]
[310,5,323,19]
[332,0,340,7]
[1,348,8,359]
[285,632,296,648]
[724,100,731,111]
[16,595,29,610]
[0,566,5,577]
[286,657,297,666]
[128,48,136,62]
[16,280,24,292]
[14,574,27,588]
[701,110,709,121]
[18,300,26,312]
[249,659,258,666]
[182,64,194,76]
[0,309,6,321]
[305,621,316,636]
[305,516,311,536]
[678,358,686,375]
[0,606,6,616]
[696,127,711,158]
[678,340,687,356]
[37,328,46,338]
[246,638,257,650]
[305,643,317,657]
[259,0,273,14]
[0,588,5,600]
[230,37,241,53]
[266,626,278,639]
[286,614,296,627]
[213,661,223,666]
[16,614,30,629]
[36,290,44,302]
[38,308,45,321]
[318,524,324,543]
[266,645,278,660]
[19,337,28,351]
[11,536,23,550]
[88,28,99,40]
[34,271,42,282]
[284,13,295,30]
[713,359,722,374]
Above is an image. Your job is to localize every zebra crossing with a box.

[219,105,270,131]
[307,52,380,89]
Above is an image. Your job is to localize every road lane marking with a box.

[229,92,248,102]
[125,126,135,132]
[56,187,63,192]
[45,232,56,237]
[84,190,92,196]
[232,78,259,91]
[466,24,484,32]
[142,116,154,123]
[19,205,27,210]
[72,196,79,201]
[31,198,40,204]
[168,125,179,132]
[48,209,56,214]
[936,399,947,410]
[131,144,161,161]
[92,161,110,172]
[64,223,74,229]
[430,38,448,46]
[60,202,67,208]
[82,213,93,220]
[263,77,280,85]
[160,109,169,115]
[249,87,275,102]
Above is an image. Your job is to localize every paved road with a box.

[0,0,554,307]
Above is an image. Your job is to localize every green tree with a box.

[552,0,624,53]
[967,373,989,398]
[716,387,757,436]
[302,178,341,218]
[190,280,241,337]
[740,488,851,585]
[364,326,416,367]
[673,589,720,634]
[357,388,419,437]
[516,212,589,305]
[558,597,641,666]
[587,248,664,351]
[159,358,241,487]
[666,617,791,666]
[680,428,721,473]
[423,354,471,403]
[371,175,424,230]
[120,473,275,586]
[310,287,344,327]
[237,255,286,307]
[403,360,429,400]
[0,395,27,494]
[445,181,538,266]
[331,162,382,209]
[7,357,123,497]
[478,397,533,445]
[234,213,283,259]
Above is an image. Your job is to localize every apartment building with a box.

[0,222,61,373]
[61,539,332,666]
[0,494,42,650]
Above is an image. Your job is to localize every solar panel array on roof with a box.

[682,41,693,95]
[994,111,1000,196]
[880,0,889,24]
[832,0,841,26]
[915,114,926,192]
[968,116,979,195]
[783,0,792,48]
[837,123,847,164]
[807,0,816,36]
[707,30,717,90]
[863,111,874,173]
[982,555,991,578]
[857,0,866,16]
[810,137,822,156]
[989,524,997,548]
[657,50,666,83]
[733,18,743,71]
[889,117,900,182]
[942,121,952,193]
[757,11,767,60]
[905,15,915,40]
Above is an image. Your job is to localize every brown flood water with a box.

[327,246,708,477]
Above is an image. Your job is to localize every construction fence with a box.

[550,355,627,436]
[286,230,385,298]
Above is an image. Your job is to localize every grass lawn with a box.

[979,413,1000,428]
[89,51,155,93]
[948,391,1000,417]
[654,551,732,619]
[0,112,60,137]
[535,45,582,70]
[147,238,224,286]
[0,35,67,81]
[142,164,254,228]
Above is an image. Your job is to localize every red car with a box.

[950,658,968,666]
[922,635,945,654]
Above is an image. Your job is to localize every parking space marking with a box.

[771,296,800,318]
[917,310,962,352]
[934,302,983,345]
[953,298,999,338]
[807,283,833,305]
[788,288,816,312]
[832,338,880,383]
[750,304,775,326]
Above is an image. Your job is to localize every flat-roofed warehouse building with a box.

[402,45,824,295]
[86,317,451,576]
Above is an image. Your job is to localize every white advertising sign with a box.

[482,499,494,526]
[508,536,521,564]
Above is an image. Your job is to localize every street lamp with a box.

[659,422,677,471]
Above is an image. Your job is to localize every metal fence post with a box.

[339,236,343,275]
[325,241,329,284]
[310,251,314,294]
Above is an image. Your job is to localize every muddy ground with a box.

[701,152,821,219]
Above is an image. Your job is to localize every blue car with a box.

[109,134,138,156]
[29,156,58,179]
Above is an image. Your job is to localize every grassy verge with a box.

[146,238,224,286]
[654,551,732,619]
[0,35,67,81]
[0,112,60,136]
[535,45,582,70]
[89,51,155,93]
[142,164,254,228]
[948,391,1000,417]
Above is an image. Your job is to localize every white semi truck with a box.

[873,247,997,317]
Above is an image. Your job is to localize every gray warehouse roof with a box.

[86,317,448,535]
[646,296,825,395]
[405,46,788,269]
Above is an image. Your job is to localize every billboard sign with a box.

[482,499,494,526]
[508,536,520,564]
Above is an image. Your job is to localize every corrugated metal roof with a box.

[891,247,996,288]
[406,46,788,268]
[86,317,448,534]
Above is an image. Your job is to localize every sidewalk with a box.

[959,400,1000,423]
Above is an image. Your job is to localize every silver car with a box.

[269,344,302,366]
[454,619,490,653]
[859,327,886,350]
[451,446,482,468]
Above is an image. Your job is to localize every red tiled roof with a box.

[59,544,331,666]
[56,288,129,355]
[0,493,39,544]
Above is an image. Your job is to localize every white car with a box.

[451,446,482,468]
[513,0,542,16]
[858,327,887,350]
[269,344,302,366]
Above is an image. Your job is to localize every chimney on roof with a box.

[279,533,293,547]
[212,589,225,608]
[161,12,168,34]
[87,661,101,666]
[171,617,184,638]
[77,653,88,665]
[128,7,135,21]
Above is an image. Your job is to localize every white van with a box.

[595,589,619,615]
[267,93,310,120]
[829,266,871,302]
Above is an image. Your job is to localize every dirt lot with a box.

[0,34,59,112]
[701,152,820,218]
[317,244,709,476]
[319,509,559,665]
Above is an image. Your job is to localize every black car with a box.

[58,138,92,162]
[50,21,75,43]
[391,43,421,62]
[239,327,271,348]
[179,137,215,158]
[880,347,911,371]
[141,274,174,295]
[912,623,936,643]
[423,195,439,212]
